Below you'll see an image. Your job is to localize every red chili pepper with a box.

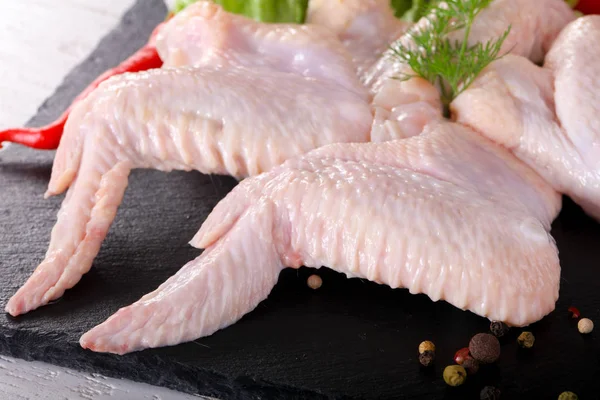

[568,306,581,319]
[0,22,166,150]
[575,0,600,14]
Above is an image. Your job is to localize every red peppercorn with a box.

[568,306,581,319]
[454,347,470,365]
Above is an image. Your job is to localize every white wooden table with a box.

[0,1,208,398]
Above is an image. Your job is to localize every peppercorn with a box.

[517,331,535,349]
[307,274,322,290]
[462,357,479,375]
[443,365,467,387]
[568,306,581,319]
[480,386,501,400]
[578,318,594,334]
[490,321,509,338]
[454,347,470,365]
[558,391,578,400]
[418,340,435,354]
[419,350,435,367]
[469,333,501,364]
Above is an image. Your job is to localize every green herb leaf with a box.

[396,0,433,22]
[389,0,510,115]
[172,0,309,23]
[390,0,414,18]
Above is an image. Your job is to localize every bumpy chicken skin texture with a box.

[158,1,367,98]
[5,0,578,354]
[545,16,600,219]
[80,122,561,354]
[366,0,574,143]
[453,18,600,221]
[5,49,372,317]
[307,0,409,78]
[365,0,575,93]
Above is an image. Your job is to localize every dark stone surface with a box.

[1,1,600,399]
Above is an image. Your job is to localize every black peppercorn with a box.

[469,333,501,364]
[419,350,435,367]
[480,386,501,400]
[490,321,509,337]
[463,357,479,375]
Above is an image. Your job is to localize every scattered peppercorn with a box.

[462,357,479,375]
[577,318,594,334]
[517,331,535,349]
[307,274,322,290]
[558,391,578,400]
[490,321,509,338]
[419,350,435,367]
[454,347,470,365]
[418,340,435,354]
[568,306,581,319]
[480,386,501,400]
[443,365,467,387]
[469,333,501,364]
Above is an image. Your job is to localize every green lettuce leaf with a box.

[172,0,309,23]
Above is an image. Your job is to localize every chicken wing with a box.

[80,122,561,354]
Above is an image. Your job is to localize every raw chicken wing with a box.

[158,1,366,97]
[365,0,575,92]
[80,122,561,354]
[307,0,409,78]
[453,16,600,220]
[5,67,372,317]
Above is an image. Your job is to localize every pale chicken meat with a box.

[3,0,586,355]
[453,16,600,220]
[4,5,374,316]
[545,16,600,219]
[368,0,574,144]
[158,1,367,98]
[306,0,409,78]
[370,76,443,142]
[365,0,575,92]
[80,122,561,354]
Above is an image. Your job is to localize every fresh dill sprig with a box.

[389,0,511,115]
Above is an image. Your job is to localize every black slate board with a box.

[1,1,600,399]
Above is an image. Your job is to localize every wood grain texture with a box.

[0,0,210,398]
[0,355,200,400]
[1,1,600,399]
[0,0,136,128]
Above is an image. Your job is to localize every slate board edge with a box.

[0,331,331,400]
[1,1,332,398]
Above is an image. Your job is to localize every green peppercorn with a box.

[558,391,578,400]
[480,386,501,400]
[443,365,467,387]
[462,357,479,375]
[419,350,435,367]
[469,333,501,364]
[517,331,535,349]
[490,321,509,338]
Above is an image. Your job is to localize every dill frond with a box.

[389,0,511,115]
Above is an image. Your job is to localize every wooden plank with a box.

[0,355,203,400]
[0,0,136,127]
